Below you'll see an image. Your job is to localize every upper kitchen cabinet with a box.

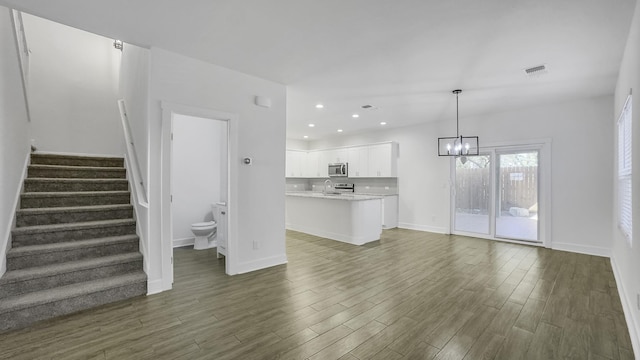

[285,142,398,178]
[305,151,326,178]
[347,146,369,178]
[368,143,398,177]
[325,148,348,164]
[285,150,306,178]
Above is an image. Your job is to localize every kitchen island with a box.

[285,192,382,245]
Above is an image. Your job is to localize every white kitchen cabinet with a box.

[325,148,348,164]
[368,143,398,177]
[285,150,305,178]
[286,142,397,179]
[315,150,330,178]
[381,195,399,229]
[305,151,328,178]
[347,146,369,178]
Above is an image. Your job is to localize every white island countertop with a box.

[286,191,382,201]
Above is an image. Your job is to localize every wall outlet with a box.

[253,240,260,250]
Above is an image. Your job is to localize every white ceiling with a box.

[1,0,636,140]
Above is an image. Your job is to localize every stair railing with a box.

[118,99,150,273]
[118,99,148,205]
[10,10,31,123]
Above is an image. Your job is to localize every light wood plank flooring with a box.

[0,229,634,359]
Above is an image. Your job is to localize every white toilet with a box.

[191,204,217,250]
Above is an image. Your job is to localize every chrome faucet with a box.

[323,179,333,194]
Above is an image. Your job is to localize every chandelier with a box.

[438,89,479,162]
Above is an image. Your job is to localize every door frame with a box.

[161,101,239,288]
[450,138,552,247]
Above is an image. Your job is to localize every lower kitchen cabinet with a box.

[381,195,398,229]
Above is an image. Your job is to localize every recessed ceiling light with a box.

[380,122,387,125]
[315,104,324,109]
[303,135,309,139]
[308,123,315,127]
[352,114,359,118]
[337,129,343,133]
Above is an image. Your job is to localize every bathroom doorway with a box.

[171,114,227,248]
[161,102,237,287]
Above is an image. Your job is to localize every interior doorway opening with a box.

[169,114,229,284]
[161,102,236,288]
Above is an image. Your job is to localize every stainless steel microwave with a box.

[328,163,348,177]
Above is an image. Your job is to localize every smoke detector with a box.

[524,64,548,77]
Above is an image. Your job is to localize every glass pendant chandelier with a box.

[438,89,479,163]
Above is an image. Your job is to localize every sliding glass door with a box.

[452,146,543,244]
[495,151,539,242]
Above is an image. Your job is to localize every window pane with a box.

[454,155,491,234]
[496,151,539,242]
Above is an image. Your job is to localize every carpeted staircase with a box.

[0,153,147,332]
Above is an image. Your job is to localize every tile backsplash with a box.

[287,178,397,195]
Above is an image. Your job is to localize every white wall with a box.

[147,47,286,287]
[286,138,309,150]
[172,114,226,242]
[309,95,614,255]
[612,0,640,354]
[22,14,123,156]
[0,6,30,276]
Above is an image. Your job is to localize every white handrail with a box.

[118,99,148,205]
[10,10,31,123]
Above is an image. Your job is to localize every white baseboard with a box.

[398,222,447,234]
[173,237,218,249]
[551,242,611,257]
[235,254,288,275]
[0,150,30,278]
[146,278,165,295]
[173,237,195,248]
[610,255,640,356]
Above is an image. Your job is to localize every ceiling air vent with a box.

[524,64,548,77]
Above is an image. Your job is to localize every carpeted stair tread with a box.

[0,253,142,284]
[21,190,130,198]
[24,178,129,192]
[6,235,139,271]
[24,178,129,183]
[20,191,131,209]
[0,272,147,315]
[7,234,139,258]
[16,204,133,217]
[12,218,136,236]
[28,164,125,171]
[30,153,124,167]
[27,165,126,179]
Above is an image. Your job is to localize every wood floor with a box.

[0,229,634,359]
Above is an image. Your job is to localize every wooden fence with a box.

[455,166,538,214]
